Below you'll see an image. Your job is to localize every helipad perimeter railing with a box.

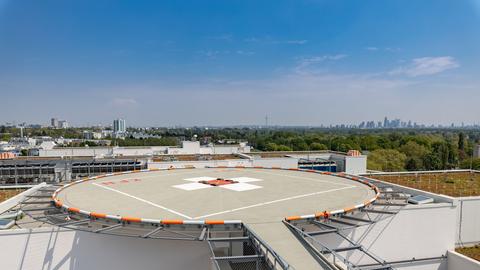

[50,166,380,227]
[280,170,381,222]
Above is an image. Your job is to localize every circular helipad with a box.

[53,167,377,224]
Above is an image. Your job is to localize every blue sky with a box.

[0,0,479,126]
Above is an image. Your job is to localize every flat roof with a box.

[152,154,243,161]
[365,170,480,197]
[55,168,375,223]
[250,150,346,158]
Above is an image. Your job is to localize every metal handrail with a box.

[283,220,353,270]
[243,224,295,270]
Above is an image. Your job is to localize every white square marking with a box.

[184,176,216,182]
[173,183,213,191]
[230,177,263,183]
[220,183,262,191]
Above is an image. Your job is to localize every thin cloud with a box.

[284,40,308,45]
[199,50,230,58]
[384,47,402,52]
[244,36,308,45]
[195,49,255,58]
[295,54,347,73]
[236,50,255,56]
[365,47,401,52]
[391,56,459,77]
[110,98,138,107]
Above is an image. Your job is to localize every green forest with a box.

[172,127,480,172]
[2,126,480,171]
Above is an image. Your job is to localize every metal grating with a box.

[19,185,292,270]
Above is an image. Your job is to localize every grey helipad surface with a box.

[56,168,374,223]
[55,168,376,270]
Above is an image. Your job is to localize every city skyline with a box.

[3,116,480,130]
[0,1,479,126]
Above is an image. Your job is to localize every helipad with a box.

[53,167,376,224]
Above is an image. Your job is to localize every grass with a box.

[366,171,480,197]
[0,189,25,203]
[456,245,480,262]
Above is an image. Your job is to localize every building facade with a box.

[113,119,126,134]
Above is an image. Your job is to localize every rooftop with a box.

[365,170,480,197]
[54,168,375,223]
[152,154,243,162]
[456,245,480,262]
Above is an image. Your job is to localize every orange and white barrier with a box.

[51,166,380,226]
[0,152,15,159]
[347,150,361,156]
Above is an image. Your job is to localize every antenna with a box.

[265,115,269,127]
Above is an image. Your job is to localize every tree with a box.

[277,145,293,151]
[428,141,458,169]
[0,133,11,142]
[399,141,428,170]
[459,158,480,170]
[265,143,278,151]
[423,152,443,170]
[359,135,379,151]
[458,132,465,151]
[405,157,423,170]
[289,137,308,151]
[367,149,407,172]
[310,142,328,151]
[458,132,466,160]
[80,141,99,147]
[447,141,459,167]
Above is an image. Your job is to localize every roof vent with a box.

[408,195,434,205]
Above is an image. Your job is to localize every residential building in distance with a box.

[113,119,126,135]
[50,118,58,128]
[83,131,103,140]
[50,118,69,129]
[58,120,69,129]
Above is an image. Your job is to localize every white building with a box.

[113,119,126,134]
[83,131,103,140]
[166,141,250,155]
[51,118,68,129]
[38,141,250,158]
[38,141,56,150]
[58,120,69,129]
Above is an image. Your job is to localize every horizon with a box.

[1,0,479,126]
[3,115,480,129]
[4,118,480,129]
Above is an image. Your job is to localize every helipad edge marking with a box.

[254,169,355,187]
[52,167,380,226]
[192,185,356,219]
[92,182,193,219]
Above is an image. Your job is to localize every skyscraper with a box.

[113,119,126,134]
[51,118,58,128]
[383,117,389,128]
